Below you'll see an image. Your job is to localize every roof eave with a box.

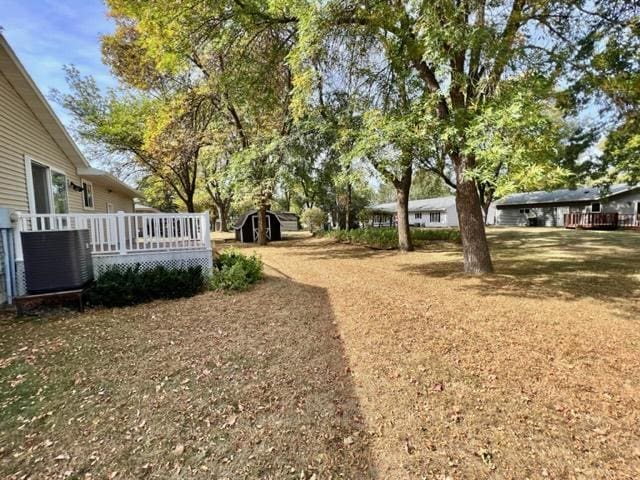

[77,167,142,198]
[0,34,90,169]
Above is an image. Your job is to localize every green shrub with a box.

[324,227,461,249]
[412,228,461,242]
[300,207,327,232]
[211,248,263,291]
[87,265,206,307]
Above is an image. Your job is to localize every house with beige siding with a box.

[0,34,139,216]
[0,35,212,305]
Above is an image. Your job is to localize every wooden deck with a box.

[564,212,640,230]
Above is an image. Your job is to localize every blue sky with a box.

[1,0,116,128]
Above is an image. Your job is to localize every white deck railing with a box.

[14,211,211,261]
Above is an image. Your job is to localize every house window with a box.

[414,212,422,219]
[82,179,94,209]
[51,171,68,214]
[519,208,531,214]
[429,212,441,223]
[591,202,601,213]
[26,157,69,214]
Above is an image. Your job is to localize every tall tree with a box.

[579,11,640,182]
[290,0,631,273]
[52,67,212,212]
[377,170,451,203]
[104,0,296,244]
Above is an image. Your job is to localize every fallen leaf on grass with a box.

[226,414,238,427]
[173,444,185,456]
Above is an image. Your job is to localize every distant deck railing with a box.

[14,211,211,261]
[564,212,640,230]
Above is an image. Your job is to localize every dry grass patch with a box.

[244,227,640,478]
[0,280,373,479]
[1,227,639,479]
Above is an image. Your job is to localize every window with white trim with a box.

[429,212,441,223]
[591,202,601,213]
[51,171,68,213]
[81,179,94,209]
[414,212,422,219]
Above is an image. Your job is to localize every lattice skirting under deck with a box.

[15,249,213,296]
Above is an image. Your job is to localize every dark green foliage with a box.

[325,228,461,249]
[87,265,206,307]
[211,249,263,291]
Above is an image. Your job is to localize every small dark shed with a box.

[234,210,282,243]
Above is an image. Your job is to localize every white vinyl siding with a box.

[92,183,133,213]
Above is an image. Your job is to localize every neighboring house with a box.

[496,184,640,227]
[275,212,300,231]
[0,35,212,305]
[370,195,496,228]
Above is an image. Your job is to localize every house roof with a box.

[0,34,140,199]
[77,167,142,198]
[275,211,299,222]
[496,183,637,207]
[134,203,161,213]
[234,210,281,229]
[370,195,456,213]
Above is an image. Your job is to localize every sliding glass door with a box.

[27,158,69,214]
[30,162,51,213]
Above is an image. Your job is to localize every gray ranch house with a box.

[369,196,459,228]
[496,184,640,229]
[369,195,498,228]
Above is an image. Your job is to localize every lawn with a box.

[1,227,639,478]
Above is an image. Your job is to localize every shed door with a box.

[252,215,271,241]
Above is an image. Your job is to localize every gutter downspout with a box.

[1,229,13,303]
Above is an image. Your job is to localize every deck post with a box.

[13,214,23,262]
[201,211,212,250]
[117,211,127,255]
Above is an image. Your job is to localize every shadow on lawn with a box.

[0,276,377,478]
[400,229,640,312]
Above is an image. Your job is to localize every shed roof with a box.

[234,210,281,229]
[275,211,299,222]
[496,183,637,207]
[370,195,456,213]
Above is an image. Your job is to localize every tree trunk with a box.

[345,182,352,230]
[478,182,495,226]
[395,175,414,252]
[454,174,493,274]
[283,189,291,212]
[480,200,492,226]
[216,204,228,232]
[185,196,196,213]
[257,203,268,245]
